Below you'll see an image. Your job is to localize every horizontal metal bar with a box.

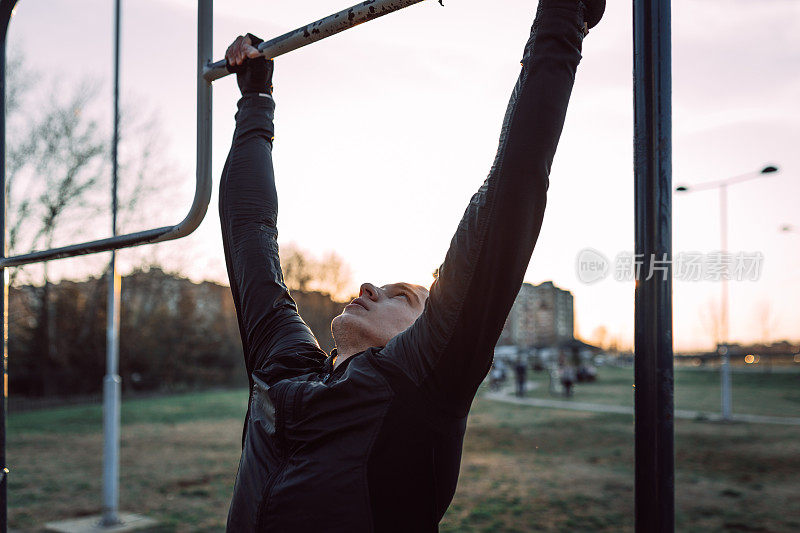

[0,0,214,269]
[0,228,170,267]
[204,0,427,82]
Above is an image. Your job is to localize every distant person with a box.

[220,1,605,529]
[561,364,576,397]
[577,363,597,382]
[515,359,528,397]
[490,360,506,391]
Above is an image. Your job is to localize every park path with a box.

[485,387,800,426]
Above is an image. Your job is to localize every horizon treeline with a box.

[8,266,346,399]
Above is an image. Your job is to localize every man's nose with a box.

[360,283,380,301]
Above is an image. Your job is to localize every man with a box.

[515,357,528,398]
[220,1,604,530]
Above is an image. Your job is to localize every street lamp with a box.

[675,164,779,421]
[780,224,798,234]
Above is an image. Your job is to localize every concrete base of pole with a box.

[44,513,157,533]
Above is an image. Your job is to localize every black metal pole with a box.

[633,0,674,531]
[0,2,18,531]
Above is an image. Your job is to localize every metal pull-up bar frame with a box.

[0,0,675,531]
[0,0,429,270]
[203,0,427,82]
[0,1,213,270]
[633,0,674,530]
[0,0,434,530]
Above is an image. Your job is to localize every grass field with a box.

[521,365,800,418]
[7,367,800,532]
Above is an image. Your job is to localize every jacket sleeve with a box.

[382,4,584,415]
[219,94,326,386]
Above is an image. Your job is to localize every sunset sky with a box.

[7,0,800,351]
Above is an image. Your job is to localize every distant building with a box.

[498,281,574,348]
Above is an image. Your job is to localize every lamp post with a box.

[675,164,778,421]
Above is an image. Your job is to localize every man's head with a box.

[331,282,429,358]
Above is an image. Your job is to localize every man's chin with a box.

[331,312,359,337]
[332,312,385,350]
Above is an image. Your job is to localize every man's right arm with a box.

[219,37,326,385]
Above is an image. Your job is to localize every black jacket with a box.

[220,3,585,531]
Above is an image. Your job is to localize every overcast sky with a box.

[7,0,800,351]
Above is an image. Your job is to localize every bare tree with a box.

[5,56,182,392]
[27,85,106,248]
[316,250,353,300]
[280,243,353,300]
[591,325,608,350]
[6,73,107,393]
[280,243,315,292]
[115,102,180,234]
[6,55,181,280]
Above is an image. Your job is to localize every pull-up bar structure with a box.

[0,0,431,530]
[0,0,674,531]
[0,4,213,270]
[204,0,428,82]
[633,0,674,530]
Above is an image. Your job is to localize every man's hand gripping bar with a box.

[203,0,433,82]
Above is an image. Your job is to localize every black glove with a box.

[226,33,274,96]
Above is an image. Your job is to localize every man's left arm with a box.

[382,2,589,415]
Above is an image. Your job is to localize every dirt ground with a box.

[7,384,800,532]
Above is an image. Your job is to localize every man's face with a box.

[331,282,429,350]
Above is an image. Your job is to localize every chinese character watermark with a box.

[575,248,764,284]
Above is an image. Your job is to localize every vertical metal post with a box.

[102,269,121,526]
[101,0,122,526]
[198,0,212,231]
[719,184,731,420]
[0,3,18,531]
[633,0,674,531]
